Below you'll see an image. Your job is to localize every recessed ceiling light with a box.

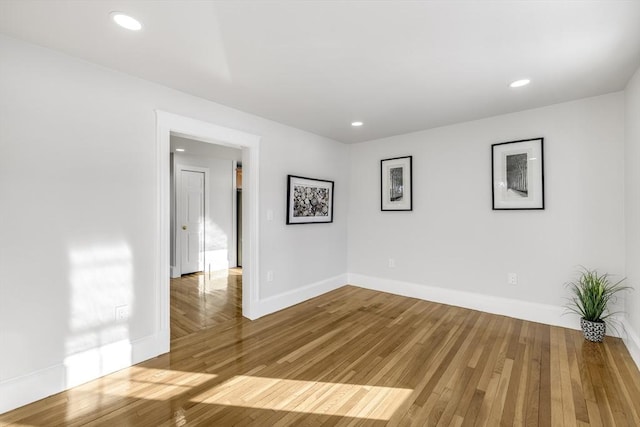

[175,148,185,152]
[110,12,142,31]
[510,79,530,88]
[351,121,363,127]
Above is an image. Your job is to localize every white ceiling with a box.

[1,1,639,144]
[170,135,241,160]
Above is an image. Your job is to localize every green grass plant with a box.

[565,267,630,322]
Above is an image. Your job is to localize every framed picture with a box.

[287,175,334,224]
[381,156,412,211]
[491,138,544,210]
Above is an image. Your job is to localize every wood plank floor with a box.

[2,275,639,426]
[170,268,242,340]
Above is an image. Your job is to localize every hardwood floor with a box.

[1,278,639,426]
[170,268,242,340]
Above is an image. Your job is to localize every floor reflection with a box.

[170,267,242,341]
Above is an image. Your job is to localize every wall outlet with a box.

[267,271,274,282]
[388,258,396,268]
[115,305,130,321]
[508,273,518,286]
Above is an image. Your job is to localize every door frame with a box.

[156,110,261,353]
[175,165,209,276]
[231,160,239,269]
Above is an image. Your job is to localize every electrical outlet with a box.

[267,271,274,282]
[388,258,396,268]
[115,305,130,321]
[508,273,518,286]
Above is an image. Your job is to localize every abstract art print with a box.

[287,175,334,224]
[381,156,412,211]
[491,138,544,210]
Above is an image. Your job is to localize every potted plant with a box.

[565,267,630,342]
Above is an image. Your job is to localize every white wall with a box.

[624,66,640,366]
[348,93,625,325]
[0,34,348,412]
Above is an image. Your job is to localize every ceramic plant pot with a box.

[581,318,606,342]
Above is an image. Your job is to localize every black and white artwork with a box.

[381,156,412,211]
[287,175,334,224]
[390,167,404,201]
[506,153,528,197]
[492,138,544,210]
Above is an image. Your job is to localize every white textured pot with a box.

[580,318,606,342]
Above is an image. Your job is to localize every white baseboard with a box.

[0,274,345,414]
[348,274,640,372]
[170,265,180,278]
[4,273,637,415]
[252,274,347,319]
[348,273,578,330]
[621,318,640,370]
[0,362,65,416]
[0,333,164,414]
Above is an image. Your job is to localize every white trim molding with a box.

[156,110,262,337]
[231,160,238,269]
[348,273,578,331]
[0,334,159,414]
[170,265,181,278]
[349,274,638,371]
[621,318,640,370]
[241,136,261,319]
[253,274,347,319]
[347,274,640,370]
[348,275,639,371]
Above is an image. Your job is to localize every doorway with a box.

[156,111,261,355]
[169,137,243,339]
[171,139,241,277]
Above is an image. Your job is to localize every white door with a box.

[180,170,205,274]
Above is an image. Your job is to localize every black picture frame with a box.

[491,138,544,210]
[286,175,334,224]
[381,156,413,211]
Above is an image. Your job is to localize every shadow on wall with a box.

[66,240,134,388]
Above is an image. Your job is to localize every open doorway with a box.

[169,136,243,339]
[170,136,241,277]
[156,111,260,355]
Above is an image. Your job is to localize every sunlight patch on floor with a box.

[190,376,413,420]
[82,367,219,400]
[59,367,220,421]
